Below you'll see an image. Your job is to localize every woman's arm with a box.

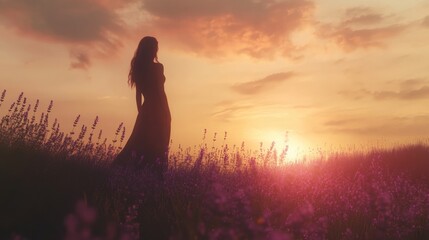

[136,88,142,113]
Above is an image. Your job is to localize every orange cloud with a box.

[70,49,91,70]
[321,115,429,136]
[423,16,429,28]
[0,0,127,43]
[339,79,429,101]
[319,7,405,51]
[343,7,384,26]
[232,72,294,95]
[141,0,314,58]
[373,86,429,100]
[398,79,427,90]
[212,103,255,122]
[338,89,371,100]
[331,25,404,50]
[0,0,131,69]
[211,101,291,122]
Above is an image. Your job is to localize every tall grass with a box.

[1,90,429,240]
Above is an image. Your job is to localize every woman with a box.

[114,36,171,176]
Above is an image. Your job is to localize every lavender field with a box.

[1,92,429,240]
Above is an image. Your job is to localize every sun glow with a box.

[251,130,305,162]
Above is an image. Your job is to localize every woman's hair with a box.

[128,36,159,88]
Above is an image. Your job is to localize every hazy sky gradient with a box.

[1,0,429,156]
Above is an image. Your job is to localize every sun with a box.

[252,130,305,162]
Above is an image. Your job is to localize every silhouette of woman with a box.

[114,36,171,175]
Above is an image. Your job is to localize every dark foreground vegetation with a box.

[1,91,429,240]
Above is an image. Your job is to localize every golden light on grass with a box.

[251,129,305,162]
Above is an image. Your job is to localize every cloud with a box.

[324,118,359,127]
[70,49,91,70]
[319,7,405,51]
[343,7,384,26]
[332,25,404,50]
[321,115,429,136]
[312,108,429,136]
[373,86,429,100]
[398,78,427,90]
[0,0,130,69]
[423,16,429,28]
[212,104,255,122]
[232,72,294,95]
[141,0,314,58]
[338,89,371,100]
[0,0,126,43]
[212,100,305,122]
[339,79,429,101]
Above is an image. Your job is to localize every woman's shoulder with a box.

[143,62,163,76]
[153,62,164,71]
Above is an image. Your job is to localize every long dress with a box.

[114,63,171,174]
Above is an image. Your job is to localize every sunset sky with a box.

[1,0,429,156]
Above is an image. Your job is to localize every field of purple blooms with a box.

[1,91,429,240]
